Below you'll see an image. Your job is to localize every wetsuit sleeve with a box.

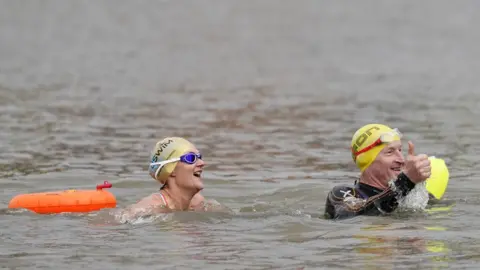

[324,172,416,220]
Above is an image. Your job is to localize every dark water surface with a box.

[1,1,480,269]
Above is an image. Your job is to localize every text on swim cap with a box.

[152,139,174,163]
[351,126,380,155]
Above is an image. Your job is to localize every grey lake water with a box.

[1,1,480,269]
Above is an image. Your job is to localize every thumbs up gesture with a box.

[403,141,431,183]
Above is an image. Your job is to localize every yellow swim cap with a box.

[351,124,402,172]
[148,137,195,184]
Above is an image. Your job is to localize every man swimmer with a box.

[324,124,432,220]
[123,137,209,218]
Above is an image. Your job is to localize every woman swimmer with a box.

[122,137,225,219]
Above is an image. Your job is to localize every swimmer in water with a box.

[324,124,432,220]
[122,137,224,219]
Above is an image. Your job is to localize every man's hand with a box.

[403,141,431,183]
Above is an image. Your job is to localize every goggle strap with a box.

[352,138,382,158]
[150,158,181,167]
[151,158,181,179]
[150,152,202,178]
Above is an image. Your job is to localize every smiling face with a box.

[366,140,405,185]
[171,147,205,192]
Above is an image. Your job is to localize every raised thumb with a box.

[408,141,415,157]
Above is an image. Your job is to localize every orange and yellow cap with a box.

[350,124,402,171]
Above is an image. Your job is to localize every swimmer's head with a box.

[351,124,403,172]
[148,137,205,191]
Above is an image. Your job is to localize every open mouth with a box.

[193,171,202,177]
[391,167,401,172]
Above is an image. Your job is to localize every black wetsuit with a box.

[324,172,417,220]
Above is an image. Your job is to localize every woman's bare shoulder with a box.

[190,194,232,213]
[120,193,169,219]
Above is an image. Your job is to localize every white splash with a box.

[112,206,172,225]
[398,181,430,210]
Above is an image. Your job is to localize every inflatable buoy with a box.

[8,181,117,214]
[425,156,450,200]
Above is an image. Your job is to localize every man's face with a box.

[367,140,405,185]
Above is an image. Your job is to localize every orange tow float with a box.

[8,181,117,214]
